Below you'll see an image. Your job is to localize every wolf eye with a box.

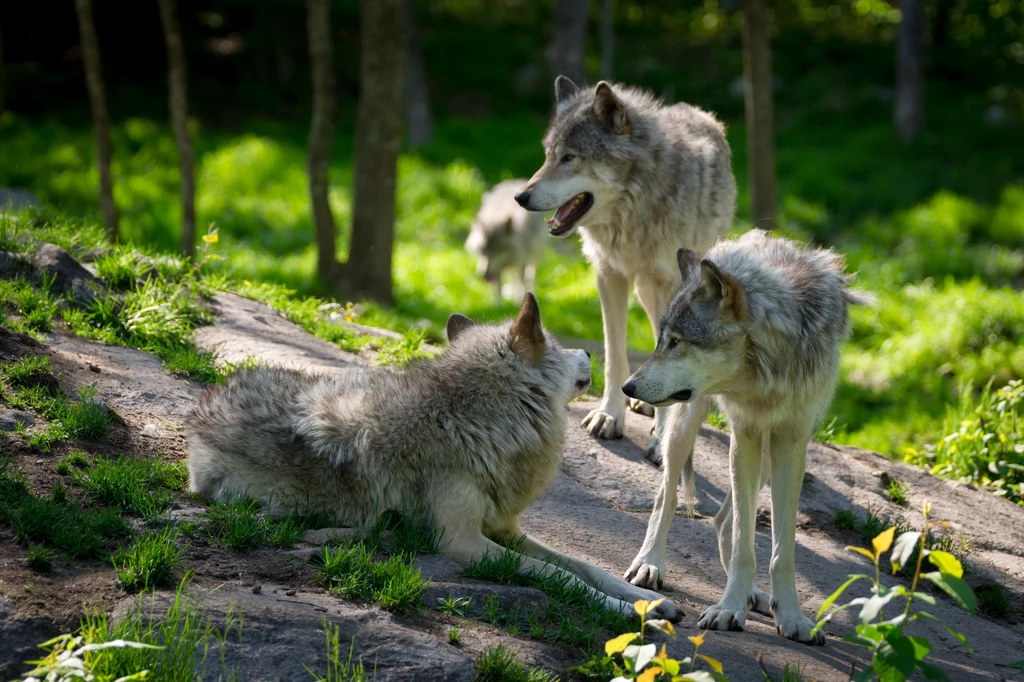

[561,153,576,164]
[667,337,679,349]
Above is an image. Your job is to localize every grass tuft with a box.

[832,507,858,531]
[25,544,55,572]
[113,527,184,593]
[305,619,370,682]
[74,455,186,519]
[315,543,427,614]
[474,645,558,682]
[976,583,1010,619]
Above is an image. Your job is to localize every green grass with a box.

[374,328,432,367]
[306,620,370,682]
[78,578,241,682]
[438,595,473,616]
[315,543,428,614]
[474,645,558,682]
[25,544,55,572]
[204,497,328,551]
[113,527,184,593]
[55,450,90,475]
[887,477,911,507]
[464,541,638,652]
[976,583,1011,619]
[74,454,187,519]
[832,507,858,531]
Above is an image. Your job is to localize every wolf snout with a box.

[514,189,531,208]
[621,378,638,398]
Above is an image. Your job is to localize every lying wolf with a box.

[516,76,736,463]
[621,230,871,644]
[187,294,680,621]
[464,179,548,303]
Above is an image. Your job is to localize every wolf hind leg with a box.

[632,273,675,461]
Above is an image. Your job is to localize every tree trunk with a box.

[74,0,119,241]
[547,0,589,85]
[895,0,925,142]
[741,0,777,229]
[157,0,196,261]
[344,0,405,305]
[600,0,614,80]
[404,0,432,149]
[306,0,340,284]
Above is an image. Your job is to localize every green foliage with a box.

[55,451,90,475]
[374,328,431,367]
[438,595,472,617]
[976,583,1010,619]
[113,527,184,593]
[366,508,443,555]
[887,478,911,507]
[17,633,159,682]
[905,379,1024,503]
[814,501,976,682]
[74,455,186,519]
[315,543,427,614]
[448,626,462,645]
[832,508,858,532]
[593,600,727,681]
[305,620,369,682]
[474,645,559,682]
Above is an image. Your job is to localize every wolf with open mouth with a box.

[515,76,737,462]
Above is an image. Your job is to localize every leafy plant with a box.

[447,626,462,645]
[599,599,726,682]
[18,633,159,682]
[438,595,472,616]
[813,500,976,682]
[886,477,910,507]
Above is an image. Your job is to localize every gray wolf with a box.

[187,293,681,621]
[515,76,736,463]
[464,179,548,303]
[620,230,871,643]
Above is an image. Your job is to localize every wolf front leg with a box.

[624,398,707,589]
[632,273,675,463]
[699,425,763,632]
[768,424,823,644]
[512,533,682,623]
[582,268,631,439]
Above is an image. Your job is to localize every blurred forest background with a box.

[0,0,1023,490]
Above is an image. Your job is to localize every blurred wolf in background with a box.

[515,76,736,463]
[465,179,548,303]
[621,231,872,644]
[187,293,682,621]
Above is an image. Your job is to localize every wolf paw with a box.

[624,557,664,589]
[748,586,772,615]
[582,409,623,439]
[774,608,824,645]
[698,604,747,632]
[643,436,662,466]
[628,398,655,417]
[647,595,683,623]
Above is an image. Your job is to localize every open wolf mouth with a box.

[547,193,593,237]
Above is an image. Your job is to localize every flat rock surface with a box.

[5,289,1023,681]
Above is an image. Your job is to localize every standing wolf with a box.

[465,179,548,303]
[516,76,736,461]
[187,294,681,621]
[620,231,871,643]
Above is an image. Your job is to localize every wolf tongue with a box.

[554,199,577,223]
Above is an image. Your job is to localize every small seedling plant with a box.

[603,599,727,682]
[813,500,976,682]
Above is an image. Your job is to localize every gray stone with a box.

[0,408,34,431]
[303,527,364,546]
[29,242,105,305]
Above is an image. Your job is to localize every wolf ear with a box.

[510,292,545,365]
[697,260,748,322]
[554,75,579,116]
[593,81,631,135]
[676,248,701,280]
[446,314,475,344]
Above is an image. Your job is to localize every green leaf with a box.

[1007,660,1024,670]
[874,633,918,682]
[847,546,877,562]
[873,527,896,557]
[816,574,871,620]
[907,636,931,661]
[927,550,964,579]
[843,632,881,648]
[912,612,971,651]
[921,572,977,615]
[910,591,936,605]
[890,531,921,573]
[605,632,639,656]
[852,668,875,682]
[859,590,897,623]
[917,660,951,682]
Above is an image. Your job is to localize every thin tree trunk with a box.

[600,0,614,80]
[158,0,196,261]
[741,0,777,228]
[404,0,432,149]
[547,0,589,85]
[895,0,925,142]
[306,0,340,285]
[344,0,405,305]
[74,0,119,241]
